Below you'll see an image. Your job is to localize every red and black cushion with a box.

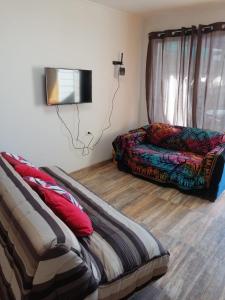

[24,177,93,237]
[15,164,56,184]
[1,152,35,167]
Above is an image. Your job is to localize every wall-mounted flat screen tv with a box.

[45,67,92,105]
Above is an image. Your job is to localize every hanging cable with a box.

[91,73,120,148]
[74,104,85,147]
[56,105,83,150]
[75,104,94,156]
[56,104,94,155]
[56,72,121,156]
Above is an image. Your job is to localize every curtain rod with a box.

[149,22,225,38]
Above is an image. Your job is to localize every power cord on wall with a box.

[56,73,121,156]
[91,74,120,148]
[56,105,83,150]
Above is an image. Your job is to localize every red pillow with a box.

[24,177,93,237]
[40,189,93,237]
[1,152,34,167]
[24,177,83,210]
[15,165,56,184]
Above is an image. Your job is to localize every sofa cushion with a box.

[15,164,56,184]
[0,153,169,300]
[24,177,93,237]
[128,144,203,176]
[2,151,56,183]
[0,155,98,299]
[24,176,83,209]
[1,152,35,167]
[42,166,169,290]
[147,123,225,155]
[126,144,205,189]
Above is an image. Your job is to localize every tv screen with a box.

[45,68,92,105]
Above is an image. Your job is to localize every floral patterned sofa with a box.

[113,123,225,201]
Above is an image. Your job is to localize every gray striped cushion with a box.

[43,166,170,299]
[0,155,98,300]
[0,154,169,300]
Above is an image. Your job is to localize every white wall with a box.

[139,2,225,125]
[0,0,143,172]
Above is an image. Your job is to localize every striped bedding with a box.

[0,154,169,300]
[0,155,97,300]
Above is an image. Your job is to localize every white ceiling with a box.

[90,0,223,15]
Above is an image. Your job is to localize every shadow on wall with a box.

[32,66,46,106]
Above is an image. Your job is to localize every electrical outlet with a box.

[119,67,125,76]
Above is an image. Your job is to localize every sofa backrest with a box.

[0,155,97,299]
[147,123,225,155]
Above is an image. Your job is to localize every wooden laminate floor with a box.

[71,161,225,300]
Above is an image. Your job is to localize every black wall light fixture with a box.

[112,53,125,76]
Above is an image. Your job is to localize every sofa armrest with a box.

[32,249,98,299]
[202,143,225,188]
[112,127,148,161]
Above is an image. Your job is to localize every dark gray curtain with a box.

[193,23,225,131]
[146,22,225,131]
